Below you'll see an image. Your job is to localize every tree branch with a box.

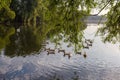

[96,0,111,15]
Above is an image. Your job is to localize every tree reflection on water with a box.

[0,22,88,57]
[0,24,15,50]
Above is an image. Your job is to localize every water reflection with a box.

[4,24,45,57]
[0,24,15,50]
[0,24,120,80]
[0,23,89,57]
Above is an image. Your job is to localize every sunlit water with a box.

[0,24,120,80]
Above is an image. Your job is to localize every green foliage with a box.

[41,0,94,51]
[0,24,15,50]
[4,24,49,57]
[0,0,120,55]
[96,1,120,45]
[0,0,15,22]
[10,0,44,23]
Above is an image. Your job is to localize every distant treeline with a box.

[0,0,98,25]
[84,15,107,24]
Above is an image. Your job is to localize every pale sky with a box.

[91,9,109,15]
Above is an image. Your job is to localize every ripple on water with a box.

[0,24,120,80]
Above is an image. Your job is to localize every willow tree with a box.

[10,0,46,24]
[4,24,50,57]
[96,0,120,46]
[41,0,96,51]
[0,0,15,23]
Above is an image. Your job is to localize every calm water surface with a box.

[0,24,120,80]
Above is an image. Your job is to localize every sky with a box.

[91,9,109,15]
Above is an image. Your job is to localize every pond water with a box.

[0,24,120,80]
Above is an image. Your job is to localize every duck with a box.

[58,48,65,53]
[67,44,71,47]
[44,48,50,51]
[47,50,55,55]
[86,39,93,44]
[44,48,55,52]
[76,52,81,55]
[83,45,89,49]
[49,48,55,52]
[87,43,92,46]
[85,41,92,46]
[85,40,88,44]
[89,40,93,44]
[85,40,93,46]
[83,52,87,58]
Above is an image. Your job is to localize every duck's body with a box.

[83,52,87,58]
[89,41,93,44]
[83,46,89,49]
[58,49,65,53]
[87,40,93,44]
[47,51,55,55]
[45,48,55,51]
[76,52,81,55]
[85,39,93,43]
[49,49,55,52]
[85,40,93,46]
[57,42,61,45]
[87,43,92,46]
[44,48,50,51]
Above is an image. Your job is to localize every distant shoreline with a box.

[84,15,107,24]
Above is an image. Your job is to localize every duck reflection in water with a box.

[72,72,80,80]
[63,52,72,59]
[41,41,49,48]
[48,72,80,80]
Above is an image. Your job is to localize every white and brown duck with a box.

[45,48,55,52]
[58,48,65,53]
[83,45,89,49]
[76,52,82,55]
[47,50,55,55]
